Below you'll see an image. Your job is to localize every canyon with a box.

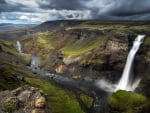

[0,21,150,113]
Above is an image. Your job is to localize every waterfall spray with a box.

[115,35,145,91]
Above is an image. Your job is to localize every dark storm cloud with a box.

[0,0,6,3]
[0,0,6,12]
[37,0,150,20]
[107,0,150,17]
[38,0,87,10]
[0,1,27,13]
[85,0,150,20]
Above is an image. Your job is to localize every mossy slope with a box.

[108,90,150,113]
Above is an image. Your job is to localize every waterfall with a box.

[115,35,145,91]
[30,55,39,70]
[16,41,22,53]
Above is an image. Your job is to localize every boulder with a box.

[35,96,46,108]
[0,86,50,113]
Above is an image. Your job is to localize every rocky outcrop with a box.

[55,64,67,74]
[106,39,128,51]
[0,85,51,113]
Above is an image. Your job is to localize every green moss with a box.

[37,36,55,49]
[66,23,127,31]
[108,90,148,113]
[80,94,93,108]
[26,77,84,113]
[61,37,107,56]
[0,38,12,46]
[20,54,31,63]
[0,61,36,91]
[0,66,21,90]
[144,37,150,46]
[1,97,18,113]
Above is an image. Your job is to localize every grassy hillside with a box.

[0,38,93,113]
[61,36,107,56]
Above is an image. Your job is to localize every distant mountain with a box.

[32,20,150,33]
[0,23,14,26]
[0,23,37,26]
[0,23,37,32]
[33,20,86,32]
[0,23,37,39]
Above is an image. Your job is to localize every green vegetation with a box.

[23,32,58,50]
[0,38,12,46]
[108,90,149,113]
[37,35,55,50]
[0,60,38,91]
[26,77,85,113]
[66,23,128,31]
[1,97,18,113]
[1,21,150,113]
[0,61,86,113]
[0,65,23,90]
[19,53,30,63]
[80,94,93,108]
[144,37,150,46]
[0,57,89,113]
[61,37,107,56]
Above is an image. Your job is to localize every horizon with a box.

[0,0,150,24]
[1,19,150,25]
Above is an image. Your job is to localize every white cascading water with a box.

[31,55,39,69]
[16,41,22,53]
[115,35,145,91]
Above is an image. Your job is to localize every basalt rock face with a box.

[136,38,150,98]
[0,85,50,113]
[62,32,133,81]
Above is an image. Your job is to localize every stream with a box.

[29,66,109,113]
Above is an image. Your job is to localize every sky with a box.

[0,0,150,24]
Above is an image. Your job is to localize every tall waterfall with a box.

[115,35,145,91]
[16,41,22,53]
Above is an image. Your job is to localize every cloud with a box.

[85,0,150,18]
[38,0,86,10]
[0,0,6,3]
[5,0,39,8]
[0,0,150,24]
[106,0,150,16]
[0,9,91,24]
[0,0,91,24]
